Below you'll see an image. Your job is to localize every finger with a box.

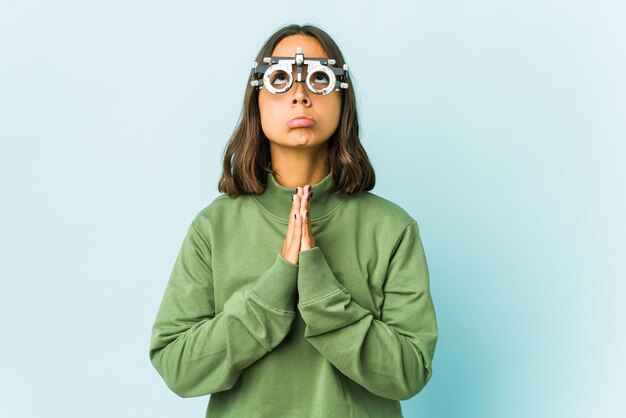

[299,200,308,250]
[288,211,303,259]
[305,185,313,209]
[295,190,302,212]
[301,186,315,250]
[282,193,298,252]
[300,186,312,217]
[294,211,303,242]
[301,209,313,251]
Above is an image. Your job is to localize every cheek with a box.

[258,96,281,134]
[327,97,342,130]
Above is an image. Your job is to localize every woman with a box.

[149,24,438,418]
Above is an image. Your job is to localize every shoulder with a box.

[348,190,417,230]
[189,193,251,228]
[197,193,238,215]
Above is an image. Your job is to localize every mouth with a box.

[287,116,316,128]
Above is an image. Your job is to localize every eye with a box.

[270,71,289,87]
[309,71,331,92]
[313,74,329,84]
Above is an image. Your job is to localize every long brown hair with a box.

[218,24,375,197]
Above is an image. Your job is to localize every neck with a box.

[253,167,347,224]
[269,143,330,188]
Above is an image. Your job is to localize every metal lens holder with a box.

[250,47,349,96]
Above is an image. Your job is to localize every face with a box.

[258,35,342,150]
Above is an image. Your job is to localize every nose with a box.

[291,80,310,106]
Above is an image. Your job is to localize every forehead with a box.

[271,35,329,58]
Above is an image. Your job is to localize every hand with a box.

[298,185,316,251]
[280,185,316,265]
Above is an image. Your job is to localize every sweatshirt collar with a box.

[253,169,347,223]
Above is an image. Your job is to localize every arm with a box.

[296,220,438,400]
[149,218,299,398]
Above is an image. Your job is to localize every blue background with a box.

[1,1,624,417]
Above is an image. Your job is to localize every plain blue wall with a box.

[1,1,624,417]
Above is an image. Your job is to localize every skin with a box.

[257,34,342,265]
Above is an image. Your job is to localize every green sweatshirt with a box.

[149,170,438,418]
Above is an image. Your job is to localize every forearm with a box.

[150,247,299,397]
[150,287,296,397]
[296,232,438,400]
[298,283,436,400]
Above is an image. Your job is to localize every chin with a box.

[288,130,316,144]
[292,137,314,147]
[269,131,327,148]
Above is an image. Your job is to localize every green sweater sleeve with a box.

[149,219,299,398]
[296,220,438,401]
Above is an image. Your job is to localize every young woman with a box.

[149,24,438,417]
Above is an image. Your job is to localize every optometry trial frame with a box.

[250,47,349,96]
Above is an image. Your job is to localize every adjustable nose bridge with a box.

[292,61,308,85]
[290,63,310,103]
[293,46,306,83]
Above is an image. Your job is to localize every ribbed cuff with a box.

[250,253,299,312]
[297,247,346,305]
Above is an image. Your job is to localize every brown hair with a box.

[218,24,376,197]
